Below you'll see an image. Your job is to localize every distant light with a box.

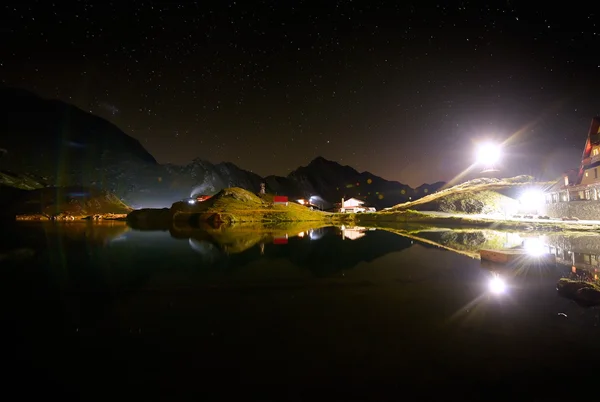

[298,231,305,238]
[188,199,196,205]
[519,190,544,209]
[489,276,506,294]
[476,142,501,165]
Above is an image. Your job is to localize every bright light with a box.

[297,199,305,205]
[523,237,545,256]
[475,142,501,165]
[488,275,506,294]
[519,190,544,209]
[187,199,196,205]
[298,231,305,238]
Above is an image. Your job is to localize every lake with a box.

[2,221,600,400]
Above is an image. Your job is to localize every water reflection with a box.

[522,237,545,256]
[397,226,600,289]
[188,238,220,262]
[5,221,600,397]
[488,273,507,295]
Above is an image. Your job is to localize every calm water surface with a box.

[2,222,600,399]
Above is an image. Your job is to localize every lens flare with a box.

[476,142,501,165]
[523,238,545,256]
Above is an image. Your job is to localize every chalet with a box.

[545,117,600,204]
[273,196,289,206]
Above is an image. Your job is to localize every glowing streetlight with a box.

[475,142,502,172]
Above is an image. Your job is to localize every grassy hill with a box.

[170,187,333,224]
[388,176,553,214]
[6,186,132,220]
[129,187,345,229]
[0,168,132,220]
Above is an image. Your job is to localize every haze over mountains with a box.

[0,86,445,208]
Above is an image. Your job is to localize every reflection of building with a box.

[340,225,366,240]
[273,234,288,244]
[545,117,600,204]
[544,243,600,282]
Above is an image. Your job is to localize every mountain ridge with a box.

[0,86,445,208]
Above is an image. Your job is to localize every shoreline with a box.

[15,213,128,221]
[356,210,600,232]
[12,208,600,233]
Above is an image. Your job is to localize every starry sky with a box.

[1,1,599,186]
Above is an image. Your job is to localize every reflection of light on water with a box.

[488,275,506,294]
[309,229,323,240]
[523,238,545,256]
[110,235,128,243]
[188,238,218,257]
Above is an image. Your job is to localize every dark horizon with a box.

[2,1,599,186]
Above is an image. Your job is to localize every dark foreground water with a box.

[2,222,600,400]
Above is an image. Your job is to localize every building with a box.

[545,117,600,204]
[338,197,365,213]
[338,197,376,213]
[195,195,212,202]
[296,198,321,210]
[273,196,289,206]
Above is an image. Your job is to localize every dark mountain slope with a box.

[0,87,444,209]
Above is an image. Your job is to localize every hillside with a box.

[0,86,443,209]
[388,176,551,214]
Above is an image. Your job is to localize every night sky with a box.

[1,1,599,186]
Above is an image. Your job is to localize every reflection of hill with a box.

[377,227,527,259]
[41,221,130,246]
[170,220,328,255]
[168,223,415,275]
[1,221,130,252]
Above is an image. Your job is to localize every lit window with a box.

[594,149,599,156]
[586,171,589,177]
